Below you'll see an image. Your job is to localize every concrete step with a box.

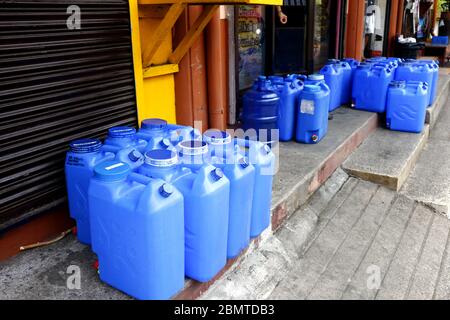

[342,126,429,191]
[427,74,450,128]
[400,99,450,217]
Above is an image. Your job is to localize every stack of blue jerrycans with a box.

[65,119,200,248]
[319,59,352,111]
[395,59,438,107]
[295,75,331,144]
[267,76,304,141]
[242,76,280,145]
[66,120,276,299]
[352,62,395,113]
[386,81,429,133]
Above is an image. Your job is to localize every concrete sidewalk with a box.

[203,172,450,300]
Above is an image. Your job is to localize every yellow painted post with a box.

[128,0,178,125]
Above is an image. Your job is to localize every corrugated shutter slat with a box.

[0,0,137,231]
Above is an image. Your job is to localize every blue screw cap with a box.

[141,118,167,130]
[128,150,142,162]
[69,138,102,153]
[239,157,250,169]
[108,126,136,139]
[159,183,174,198]
[210,168,224,181]
[159,138,172,149]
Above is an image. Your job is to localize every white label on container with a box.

[300,99,315,115]
[105,163,125,171]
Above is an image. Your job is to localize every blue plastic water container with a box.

[353,64,394,113]
[242,76,280,144]
[65,139,115,245]
[270,79,304,141]
[89,161,184,300]
[296,84,330,144]
[103,126,147,153]
[202,130,256,258]
[386,81,428,133]
[395,62,434,106]
[320,60,344,111]
[136,118,171,151]
[240,140,274,238]
[414,60,439,105]
[339,60,353,105]
[141,145,230,282]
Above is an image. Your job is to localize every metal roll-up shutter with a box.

[0,0,138,231]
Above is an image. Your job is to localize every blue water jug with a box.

[270,79,304,141]
[320,60,344,111]
[136,118,171,151]
[142,145,230,282]
[395,62,434,106]
[114,147,144,171]
[89,161,184,300]
[103,126,147,153]
[353,64,394,113]
[339,61,353,106]
[242,76,280,144]
[236,139,275,238]
[65,139,115,245]
[296,84,330,144]
[202,130,256,259]
[412,60,439,105]
[386,81,428,133]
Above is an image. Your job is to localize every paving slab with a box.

[342,196,416,300]
[375,204,433,300]
[342,126,429,191]
[307,187,395,300]
[406,214,450,300]
[400,140,450,217]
